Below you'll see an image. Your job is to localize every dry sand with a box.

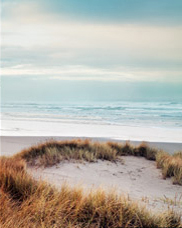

[28,156,182,213]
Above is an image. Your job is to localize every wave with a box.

[2,101,182,129]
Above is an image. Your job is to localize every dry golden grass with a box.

[156,151,182,185]
[15,139,157,166]
[15,139,118,165]
[0,155,181,228]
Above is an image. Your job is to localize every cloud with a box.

[1,0,182,83]
[2,10,182,52]
[2,64,182,83]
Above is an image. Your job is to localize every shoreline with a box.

[1,135,182,156]
[2,116,182,143]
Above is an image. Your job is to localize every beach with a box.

[1,101,182,156]
[1,129,182,227]
[1,101,182,225]
[1,135,182,214]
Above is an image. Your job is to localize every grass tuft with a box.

[156,151,182,185]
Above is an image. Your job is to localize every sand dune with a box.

[28,156,182,213]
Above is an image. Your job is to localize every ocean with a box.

[1,101,182,142]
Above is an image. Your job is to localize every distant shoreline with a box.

[1,136,182,156]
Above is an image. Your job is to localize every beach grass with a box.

[14,139,182,185]
[0,155,181,228]
[156,151,182,185]
[15,140,157,166]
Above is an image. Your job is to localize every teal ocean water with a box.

[2,101,182,129]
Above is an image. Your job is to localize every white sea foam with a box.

[1,101,182,142]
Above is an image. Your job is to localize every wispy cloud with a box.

[2,64,182,83]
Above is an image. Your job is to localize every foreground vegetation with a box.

[0,155,181,228]
[0,139,182,227]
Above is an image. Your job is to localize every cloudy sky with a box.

[1,0,182,102]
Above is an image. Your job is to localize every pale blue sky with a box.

[1,0,182,102]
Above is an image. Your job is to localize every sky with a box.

[1,0,182,102]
